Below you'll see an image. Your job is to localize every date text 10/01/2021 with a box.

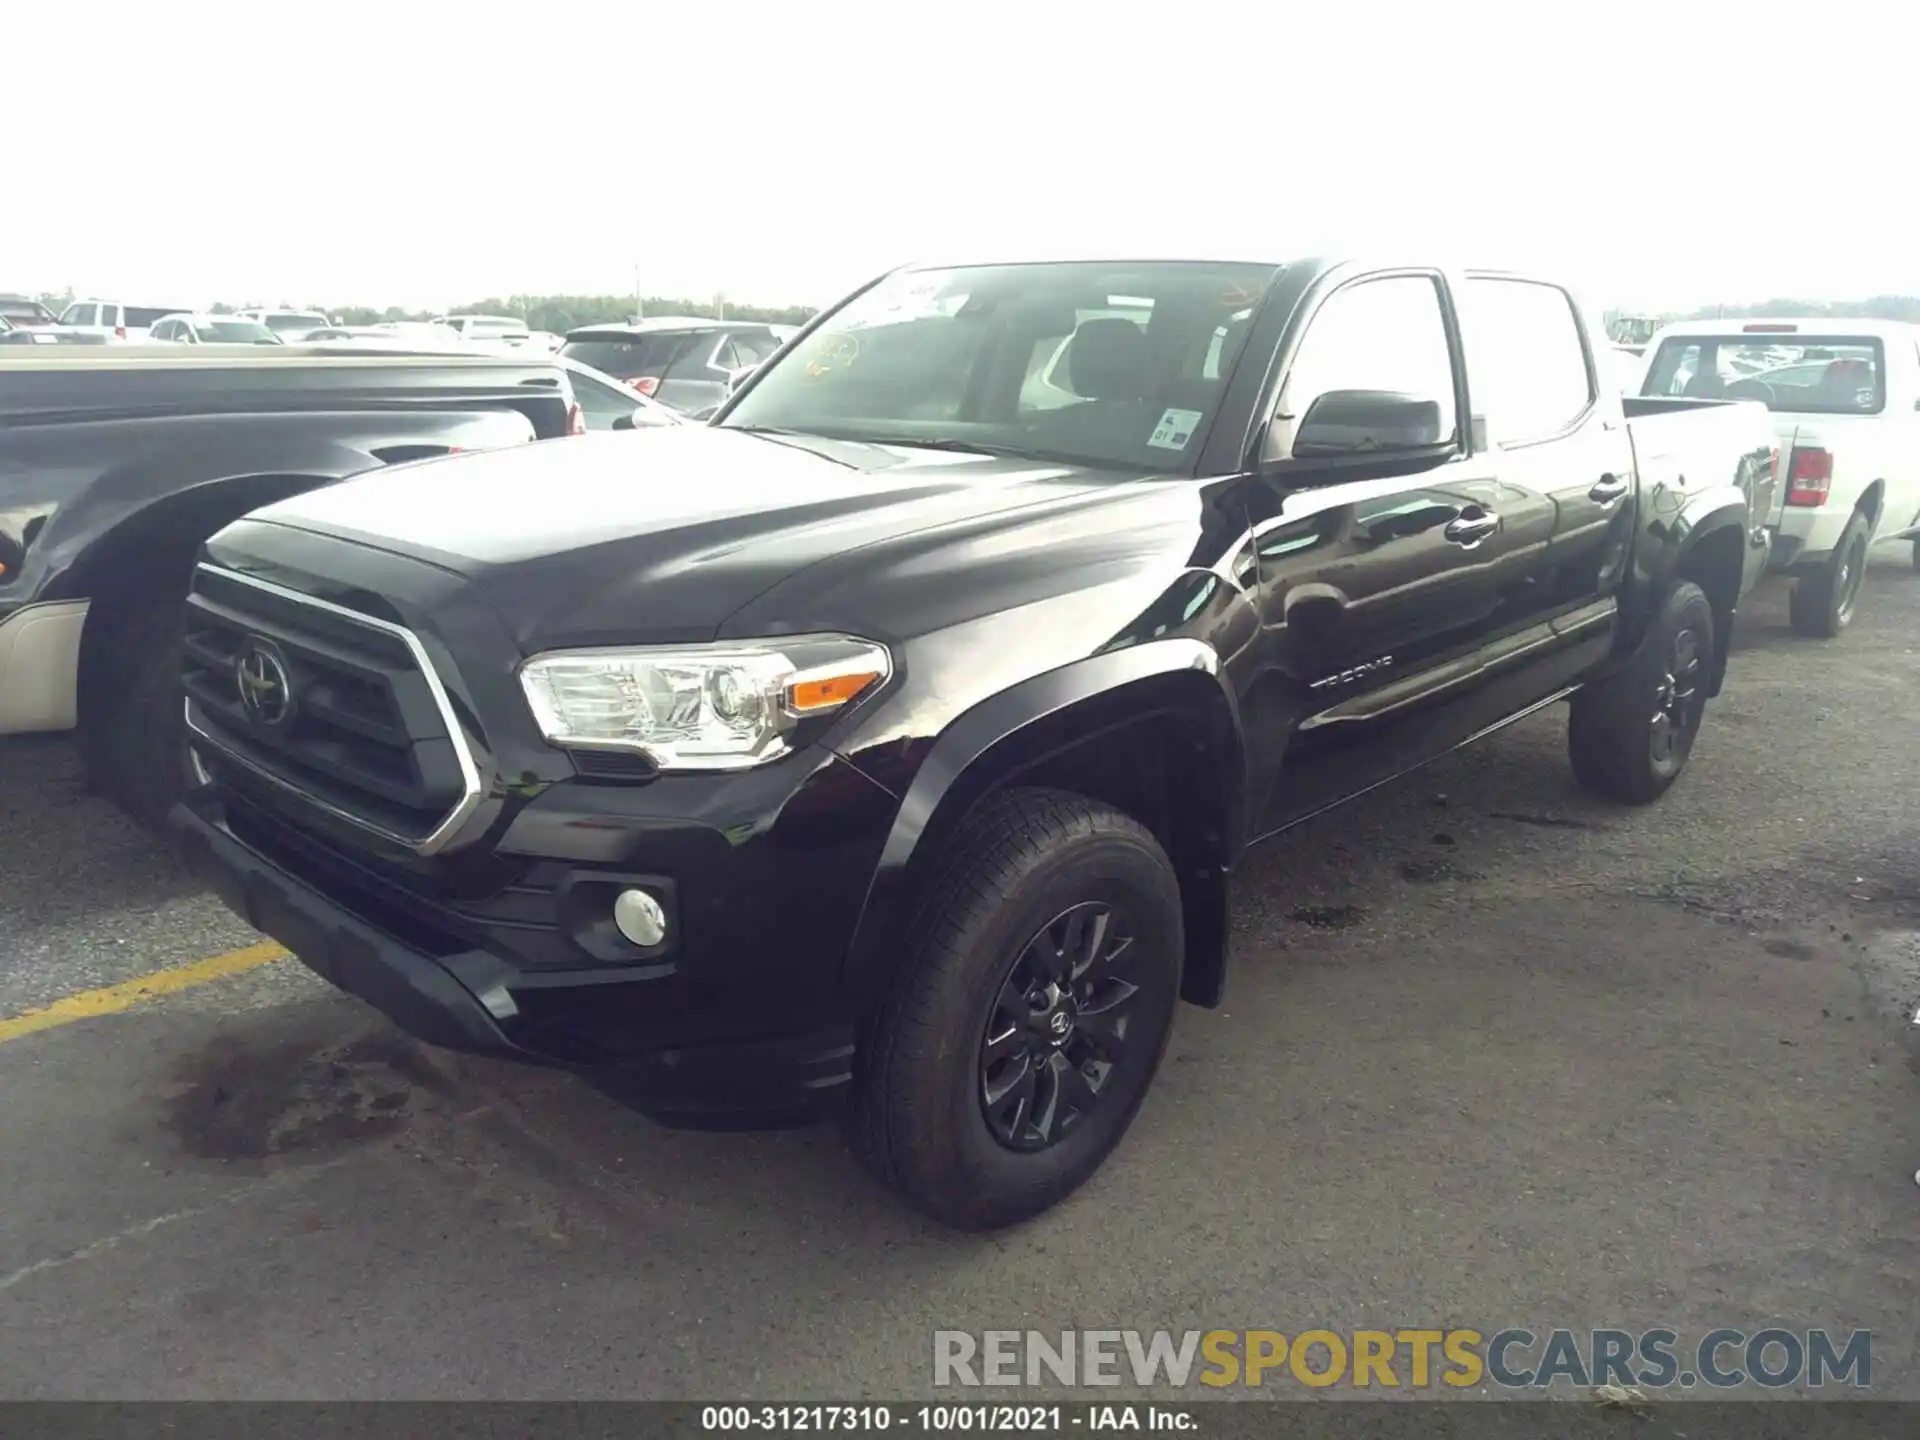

[701,1406,1195,1431]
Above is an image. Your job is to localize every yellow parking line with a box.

[0,941,289,1046]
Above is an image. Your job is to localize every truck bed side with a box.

[1622,394,1778,598]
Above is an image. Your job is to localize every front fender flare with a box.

[839,637,1245,1010]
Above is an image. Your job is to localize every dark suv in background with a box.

[560,318,791,417]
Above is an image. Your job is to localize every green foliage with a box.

[25,289,817,333]
[454,294,819,334]
[1674,296,1920,324]
[305,294,817,332]
[1607,296,1920,331]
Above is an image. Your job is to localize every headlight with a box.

[519,634,891,771]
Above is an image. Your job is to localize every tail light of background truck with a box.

[566,401,586,436]
[1785,446,1833,507]
[625,376,661,397]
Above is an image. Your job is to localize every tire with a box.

[76,572,194,833]
[1568,580,1715,806]
[846,787,1184,1230]
[1789,511,1870,638]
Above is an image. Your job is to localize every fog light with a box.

[612,888,668,948]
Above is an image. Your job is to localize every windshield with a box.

[718,260,1277,470]
[200,320,282,343]
[1639,334,1886,415]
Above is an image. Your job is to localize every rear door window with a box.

[1462,277,1595,443]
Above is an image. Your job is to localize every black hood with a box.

[240,426,1163,652]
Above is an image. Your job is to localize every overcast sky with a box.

[11,2,1910,313]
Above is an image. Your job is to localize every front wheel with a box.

[1789,511,1870,638]
[845,788,1183,1230]
[1568,580,1715,805]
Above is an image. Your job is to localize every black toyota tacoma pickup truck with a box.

[0,346,586,826]
[170,255,1774,1229]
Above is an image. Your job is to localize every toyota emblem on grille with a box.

[234,639,294,727]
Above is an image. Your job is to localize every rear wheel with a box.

[77,565,195,832]
[1789,511,1870,638]
[846,788,1183,1230]
[1568,580,1715,805]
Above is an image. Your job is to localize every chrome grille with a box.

[182,564,482,853]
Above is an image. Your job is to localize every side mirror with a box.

[725,364,758,396]
[1289,389,1446,460]
[611,408,647,431]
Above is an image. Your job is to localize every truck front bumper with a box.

[169,788,864,1121]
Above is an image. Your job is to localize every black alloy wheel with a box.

[1568,578,1716,805]
[845,787,1184,1230]
[979,901,1141,1152]
[1647,620,1705,780]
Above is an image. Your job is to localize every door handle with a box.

[1590,474,1631,504]
[1443,510,1500,547]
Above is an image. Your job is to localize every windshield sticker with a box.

[1147,407,1205,451]
[802,333,861,380]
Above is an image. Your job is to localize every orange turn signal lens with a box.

[786,669,882,713]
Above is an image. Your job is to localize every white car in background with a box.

[54,300,188,343]
[303,326,414,343]
[373,320,466,346]
[434,314,531,346]
[1636,317,1920,636]
[145,313,284,345]
[232,308,334,342]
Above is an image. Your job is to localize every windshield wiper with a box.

[853,434,1021,457]
[854,434,1141,472]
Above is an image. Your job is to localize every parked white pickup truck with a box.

[1635,318,1920,636]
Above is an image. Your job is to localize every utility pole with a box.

[633,264,643,324]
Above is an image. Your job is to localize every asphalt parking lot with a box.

[3,565,1919,1402]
